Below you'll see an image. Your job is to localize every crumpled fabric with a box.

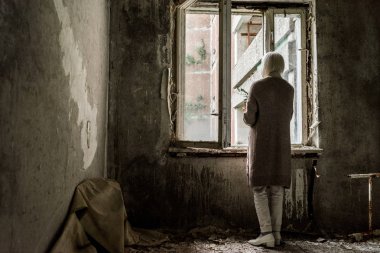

[51,178,168,253]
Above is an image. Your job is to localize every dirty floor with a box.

[125,228,380,253]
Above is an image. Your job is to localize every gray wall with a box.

[315,0,380,233]
[0,0,109,252]
[109,0,380,234]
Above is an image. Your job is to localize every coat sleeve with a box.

[243,85,258,126]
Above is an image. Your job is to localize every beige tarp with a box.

[51,178,168,253]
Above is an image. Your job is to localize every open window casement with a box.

[176,0,309,149]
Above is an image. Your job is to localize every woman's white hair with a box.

[261,52,285,78]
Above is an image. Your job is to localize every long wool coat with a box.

[243,76,294,188]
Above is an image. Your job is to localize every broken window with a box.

[176,0,309,148]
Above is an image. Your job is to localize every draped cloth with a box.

[51,178,168,253]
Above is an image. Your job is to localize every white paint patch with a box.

[284,183,293,219]
[54,0,98,170]
[295,169,305,219]
[284,169,307,220]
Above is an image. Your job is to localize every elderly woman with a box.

[244,52,294,248]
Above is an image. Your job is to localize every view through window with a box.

[177,0,306,146]
[182,10,219,141]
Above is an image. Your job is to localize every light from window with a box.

[231,12,264,146]
[274,13,303,144]
[231,12,304,145]
[179,6,219,141]
[177,1,307,147]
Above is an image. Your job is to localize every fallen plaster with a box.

[54,0,98,169]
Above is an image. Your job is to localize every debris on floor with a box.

[349,229,380,242]
[125,228,380,253]
[316,237,327,243]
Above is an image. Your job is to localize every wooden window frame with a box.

[174,0,314,150]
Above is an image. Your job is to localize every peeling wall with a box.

[109,0,380,234]
[0,0,109,252]
[119,156,313,229]
[54,0,99,170]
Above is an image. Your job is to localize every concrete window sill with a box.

[168,145,323,158]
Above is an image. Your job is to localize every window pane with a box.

[181,9,219,141]
[274,13,302,144]
[231,12,264,146]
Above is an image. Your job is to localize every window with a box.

[176,0,312,149]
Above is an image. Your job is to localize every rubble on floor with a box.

[125,226,380,253]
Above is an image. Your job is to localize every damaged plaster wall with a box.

[108,0,380,232]
[109,0,380,234]
[118,156,313,229]
[54,0,99,170]
[109,0,312,231]
[0,0,109,252]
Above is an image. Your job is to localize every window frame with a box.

[176,0,227,149]
[269,7,308,146]
[174,0,312,150]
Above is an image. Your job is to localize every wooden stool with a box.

[348,173,380,232]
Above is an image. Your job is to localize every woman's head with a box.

[261,52,285,78]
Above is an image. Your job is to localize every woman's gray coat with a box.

[243,76,294,188]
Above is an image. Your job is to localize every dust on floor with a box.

[125,228,380,253]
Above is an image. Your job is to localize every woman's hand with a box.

[243,102,248,113]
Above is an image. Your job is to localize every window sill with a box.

[168,145,323,158]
